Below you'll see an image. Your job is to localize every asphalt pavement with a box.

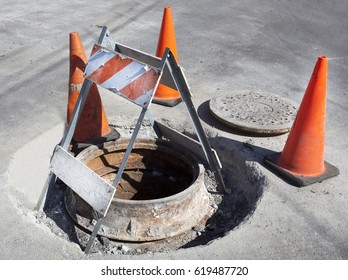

[0,0,347,259]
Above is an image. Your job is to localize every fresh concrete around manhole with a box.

[3,113,346,259]
[6,122,66,210]
[6,116,268,255]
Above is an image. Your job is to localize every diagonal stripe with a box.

[85,49,116,77]
[87,54,133,85]
[100,61,147,91]
[90,44,102,56]
[119,69,159,101]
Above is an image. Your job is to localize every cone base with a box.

[73,127,121,152]
[264,152,339,187]
[152,96,182,107]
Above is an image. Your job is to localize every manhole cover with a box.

[209,91,297,135]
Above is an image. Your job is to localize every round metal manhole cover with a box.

[209,91,297,135]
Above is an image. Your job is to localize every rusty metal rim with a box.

[76,138,202,204]
[66,138,210,241]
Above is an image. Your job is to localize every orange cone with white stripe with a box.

[153,6,182,107]
[68,32,116,143]
[264,56,339,186]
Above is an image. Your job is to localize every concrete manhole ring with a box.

[209,91,297,135]
[65,138,210,242]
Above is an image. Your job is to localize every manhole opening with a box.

[65,138,210,243]
[85,144,196,201]
[39,120,267,255]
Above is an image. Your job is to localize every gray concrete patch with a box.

[9,118,267,256]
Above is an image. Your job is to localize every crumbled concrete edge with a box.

[4,116,269,256]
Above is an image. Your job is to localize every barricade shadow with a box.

[180,101,278,248]
[179,132,274,248]
[43,179,84,249]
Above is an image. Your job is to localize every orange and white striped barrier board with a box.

[85,44,161,108]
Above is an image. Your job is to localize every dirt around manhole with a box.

[21,117,269,255]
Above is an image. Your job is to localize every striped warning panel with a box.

[85,44,161,108]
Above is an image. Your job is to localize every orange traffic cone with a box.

[264,56,339,186]
[68,32,119,144]
[152,6,182,107]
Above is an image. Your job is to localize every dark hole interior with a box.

[87,147,196,200]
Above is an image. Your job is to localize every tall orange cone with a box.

[152,6,182,107]
[68,32,119,144]
[264,56,339,186]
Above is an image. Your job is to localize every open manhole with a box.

[27,118,267,254]
[65,138,210,242]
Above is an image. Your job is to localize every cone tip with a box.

[317,56,328,67]
[70,32,81,44]
[70,32,79,37]
[163,6,172,13]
